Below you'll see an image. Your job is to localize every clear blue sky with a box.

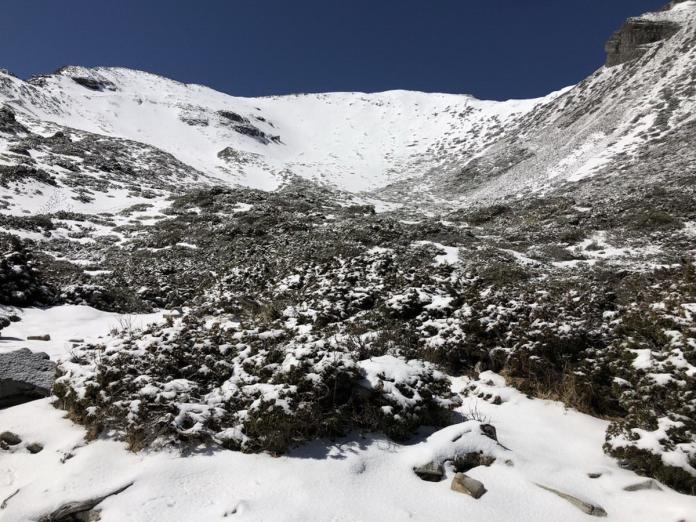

[0,0,665,100]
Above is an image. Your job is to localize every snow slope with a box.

[0,66,558,193]
[412,1,696,205]
[0,305,168,360]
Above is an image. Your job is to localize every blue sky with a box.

[1,0,665,100]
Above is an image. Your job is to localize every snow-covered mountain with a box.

[1,2,696,521]
[1,2,695,214]
[0,65,556,195]
[2,2,695,213]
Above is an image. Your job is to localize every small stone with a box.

[27,442,44,454]
[451,473,487,498]
[588,472,602,479]
[68,338,85,343]
[0,431,22,445]
[413,461,444,482]
[27,334,51,341]
[623,479,662,492]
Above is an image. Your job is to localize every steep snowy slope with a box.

[390,0,696,205]
[0,66,557,194]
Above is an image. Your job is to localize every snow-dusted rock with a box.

[26,441,44,454]
[0,348,55,407]
[413,461,445,482]
[0,430,21,445]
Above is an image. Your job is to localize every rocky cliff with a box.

[605,18,681,67]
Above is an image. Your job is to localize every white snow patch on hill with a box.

[0,66,558,193]
[0,305,167,360]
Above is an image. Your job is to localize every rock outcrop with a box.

[605,18,681,67]
[0,348,55,408]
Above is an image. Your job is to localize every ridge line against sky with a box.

[1,0,666,100]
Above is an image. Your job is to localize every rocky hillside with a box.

[382,0,696,207]
[0,1,695,515]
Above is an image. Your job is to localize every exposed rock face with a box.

[0,348,55,408]
[70,76,117,92]
[663,0,692,10]
[605,18,681,67]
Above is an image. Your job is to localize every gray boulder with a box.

[413,461,445,482]
[0,348,55,408]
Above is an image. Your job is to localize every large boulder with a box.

[0,348,55,408]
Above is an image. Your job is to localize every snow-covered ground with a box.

[1,371,694,521]
[1,307,694,520]
[0,305,167,360]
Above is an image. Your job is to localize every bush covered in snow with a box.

[38,184,696,491]
[54,312,460,454]
[0,234,55,307]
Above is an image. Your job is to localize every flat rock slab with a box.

[0,348,55,408]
